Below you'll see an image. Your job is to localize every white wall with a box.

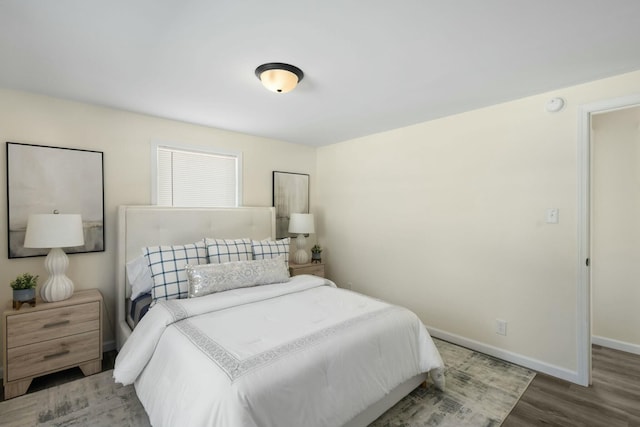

[0,88,317,356]
[591,106,640,353]
[316,70,640,381]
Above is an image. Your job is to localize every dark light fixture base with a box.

[255,63,304,82]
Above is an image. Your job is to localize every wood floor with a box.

[504,345,640,427]
[2,346,639,427]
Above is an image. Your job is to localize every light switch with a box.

[546,208,559,224]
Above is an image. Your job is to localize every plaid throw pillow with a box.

[252,238,291,267]
[144,240,208,303]
[205,238,253,263]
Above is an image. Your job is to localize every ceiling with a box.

[1,1,639,147]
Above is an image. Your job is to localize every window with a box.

[152,143,242,207]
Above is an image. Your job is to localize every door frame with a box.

[576,93,640,386]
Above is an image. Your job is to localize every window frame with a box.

[150,141,243,207]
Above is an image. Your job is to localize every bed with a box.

[114,205,444,427]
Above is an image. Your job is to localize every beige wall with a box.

[0,89,317,355]
[2,68,640,382]
[317,70,640,379]
[591,106,640,349]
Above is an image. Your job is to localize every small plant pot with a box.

[13,288,36,310]
[311,252,322,263]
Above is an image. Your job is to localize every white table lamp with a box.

[24,213,84,302]
[288,213,315,264]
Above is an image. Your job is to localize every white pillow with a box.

[126,255,154,300]
[205,238,253,263]
[144,240,208,303]
[252,238,291,267]
[186,255,290,298]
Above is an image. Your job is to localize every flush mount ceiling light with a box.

[255,62,304,93]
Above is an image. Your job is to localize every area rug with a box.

[0,339,534,426]
[370,339,536,426]
[0,368,149,427]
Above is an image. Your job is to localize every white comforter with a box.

[114,275,444,427]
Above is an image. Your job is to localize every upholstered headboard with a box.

[115,205,276,349]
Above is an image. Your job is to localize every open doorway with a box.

[577,94,640,386]
[591,106,640,355]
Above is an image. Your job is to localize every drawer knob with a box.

[43,320,71,329]
[43,350,71,360]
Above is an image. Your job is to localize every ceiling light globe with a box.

[260,69,299,93]
[255,63,304,94]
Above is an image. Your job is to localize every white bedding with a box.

[114,275,445,427]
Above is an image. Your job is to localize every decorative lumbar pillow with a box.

[186,255,290,298]
[126,255,154,300]
[251,237,291,267]
[144,240,208,303]
[205,238,253,264]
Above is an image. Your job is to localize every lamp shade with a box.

[288,213,315,234]
[24,214,84,249]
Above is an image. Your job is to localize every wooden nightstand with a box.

[2,289,103,399]
[289,262,325,278]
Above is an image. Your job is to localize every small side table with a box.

[289,262,325,278]
[2,289,103,399]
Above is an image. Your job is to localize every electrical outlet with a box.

[496,319,507,336]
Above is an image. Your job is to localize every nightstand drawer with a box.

[302,264,325,277]
[289,263,325,277]
[6,330,100,382]
[6,301,100,349]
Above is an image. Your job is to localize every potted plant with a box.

[311,245,322,263]
[11,273,38,309]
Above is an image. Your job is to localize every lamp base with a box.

[41,247,74,302]
[292,233,310,264]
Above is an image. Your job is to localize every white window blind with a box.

[155,145,241,207]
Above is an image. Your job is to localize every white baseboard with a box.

[592,335,640,355]
[426,326,581,385]
[0,339,116,381]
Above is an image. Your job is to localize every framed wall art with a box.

[6,142,105,258]
[272,171,309,239]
